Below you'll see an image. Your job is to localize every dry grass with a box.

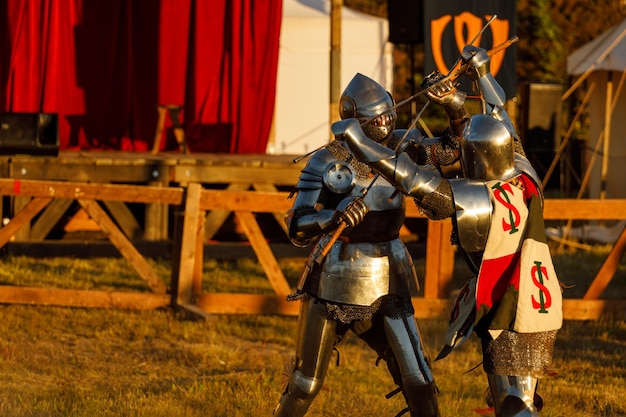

[0,246,623,416]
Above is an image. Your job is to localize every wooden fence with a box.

[0,178,625,321]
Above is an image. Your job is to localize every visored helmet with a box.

[460,114,520,181]
[339,73,396,142]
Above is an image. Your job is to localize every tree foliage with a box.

[517,0,625,82]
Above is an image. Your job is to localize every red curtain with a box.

[0,0,282,153]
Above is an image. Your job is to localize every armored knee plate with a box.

[273,370,324,417]
[487,374,539,417]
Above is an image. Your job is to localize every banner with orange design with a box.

[424,1,517,99]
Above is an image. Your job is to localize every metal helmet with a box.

[460,114,520,181]
[339,73,396,142]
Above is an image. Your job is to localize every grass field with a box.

[0,245,624,417]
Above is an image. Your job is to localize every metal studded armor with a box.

[335,48,562,417]
[274,74,440,417]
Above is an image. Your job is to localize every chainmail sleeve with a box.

[415,179,455,220]
[413,129,461,169]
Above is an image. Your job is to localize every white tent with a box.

[268,0,393,156]
[566,18,626,198]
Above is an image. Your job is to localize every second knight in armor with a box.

[335,46,563,417]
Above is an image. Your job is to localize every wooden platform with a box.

[0,151,307,243]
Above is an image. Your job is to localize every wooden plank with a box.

[172,165,301,185]
[196,292,300,315]
[235,211,292,296]
[175,183,203,305]
[0,197,52,247]
[30,198,74,241]
[0,178,183,205]
[583,225,626,299]
[9,161,170,183]
[103,200,143,240]
[169,208,184,307]
[0,285,169,309]
[543,199,626,220]
[253,183,289,236]
[78,199,167,294]
[562,299,626,320]
[406,203,431,218]
[144,181,169,241]
[411,297,454,318]
[13,196,32,241]
[204,183,250,241]
[200,189,293,213]
[423,220,454,299]
[193,212,206,296]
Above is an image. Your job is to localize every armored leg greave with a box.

[274,298,337,417]
[479,330,556,417]
[487,374,540,417]
[384,316,440,417]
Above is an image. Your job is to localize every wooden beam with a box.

[78,199,167,294]
[252,182,289,236]
[196,292,300,315]
[172,166,300,185]
[562,299,626,320]
[203,183,250,241]
[0,285,169,309]
[0,178,183,205]
[30,198,74,240]
[543,199,626,220]
[103,200,143,240]
[200,189,293,212]
[234,211,292,296]
[423,220,454,298]
[174,183,204,305]
[9,160,170,183]
[144,181,169,241]
[0,197,52,247]
[583,224,626,299]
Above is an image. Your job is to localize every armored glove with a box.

[461,45,490,80]
[421,71,466,110]
[460,45,506,107]
[334,196,369,228]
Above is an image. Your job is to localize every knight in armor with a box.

[333,46,563,417]
[273,73,441,417]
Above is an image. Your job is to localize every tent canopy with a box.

[567,18,626,75]
[565,18,626,199]
[269,0,392,156]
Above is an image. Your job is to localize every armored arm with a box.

[462,45,506,108]
[285,149,369,247]
[421,71,470,139]
[334,119,456,220]
[285,191,336,248]
[461,45,526,156]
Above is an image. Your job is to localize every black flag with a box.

[423,1,517,99]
